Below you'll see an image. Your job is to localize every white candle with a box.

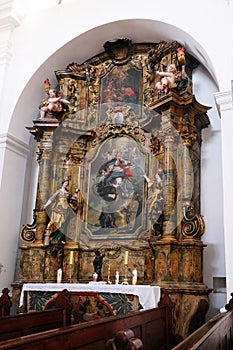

[132,268,137,285]
[57,268,62,283]
[124,251,129,265]
[115,271,119,284]
[69,251,74,265]
[93,272,98,282]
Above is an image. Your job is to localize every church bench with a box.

[0,291,175,350]
[105,328,143,350]
[172,309,233,349]
[0,308,66,342]
[172,294,233,349]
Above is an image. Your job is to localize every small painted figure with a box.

[93,250,105,281]
[99,209,116,228]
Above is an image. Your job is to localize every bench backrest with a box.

[0,305,173,349]
[0,308,65,342]
[172,309,233,350]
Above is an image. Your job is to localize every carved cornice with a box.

[0,1,23,68]
[26,119,60,142]
[214,91,233,112]
[0,0,23,29]
[0,132,30,158]
[90,122,146,148]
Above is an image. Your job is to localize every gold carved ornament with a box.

[181,205,205,239]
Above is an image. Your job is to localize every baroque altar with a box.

[14,38,211,339]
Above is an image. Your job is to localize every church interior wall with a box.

[0,0,232,320]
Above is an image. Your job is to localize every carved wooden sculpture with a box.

[0,288,11,316]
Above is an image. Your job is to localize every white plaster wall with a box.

[0,0,232,317]
[193,66,226,317]
[0,138,29,288]
[2,0,233,137]
[215,91,233,306]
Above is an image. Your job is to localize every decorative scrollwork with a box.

[91,122,146,148]
[181,205,205,239]
[20,210,37,243]
[103,38,132,63]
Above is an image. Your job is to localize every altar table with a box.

[20,283,161,320]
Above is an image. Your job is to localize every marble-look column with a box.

[161,112,177,241]
[33,120,60,243]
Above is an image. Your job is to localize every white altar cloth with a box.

[20,283,161,310]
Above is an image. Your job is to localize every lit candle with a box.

[124,251,129,265]
[57,268,62,283]
[69,251,74,265]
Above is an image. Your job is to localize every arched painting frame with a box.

[80,135,149,244]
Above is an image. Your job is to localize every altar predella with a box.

[13,38,211,339]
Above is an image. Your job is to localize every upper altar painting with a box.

[34,38,197,133]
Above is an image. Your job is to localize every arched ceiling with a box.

[9,18,217,142]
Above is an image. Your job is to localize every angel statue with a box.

[39,78,71,119]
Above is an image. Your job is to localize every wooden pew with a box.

[171,309,233,350]
[0,290,176,350]
[0,308,66,342]
[106,329,143,350]
[172,293,233,349]
[0,288,72,342]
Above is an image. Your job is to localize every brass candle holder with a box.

[107,264,112,284]
[122,264,129,285]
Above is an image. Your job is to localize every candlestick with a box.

[57,268,62,283]
[124,251,129,265]
[69,251,74,265]
[122,264,128,285]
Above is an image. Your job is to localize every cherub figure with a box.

[155,64,177,94]
[39,88,71,119]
